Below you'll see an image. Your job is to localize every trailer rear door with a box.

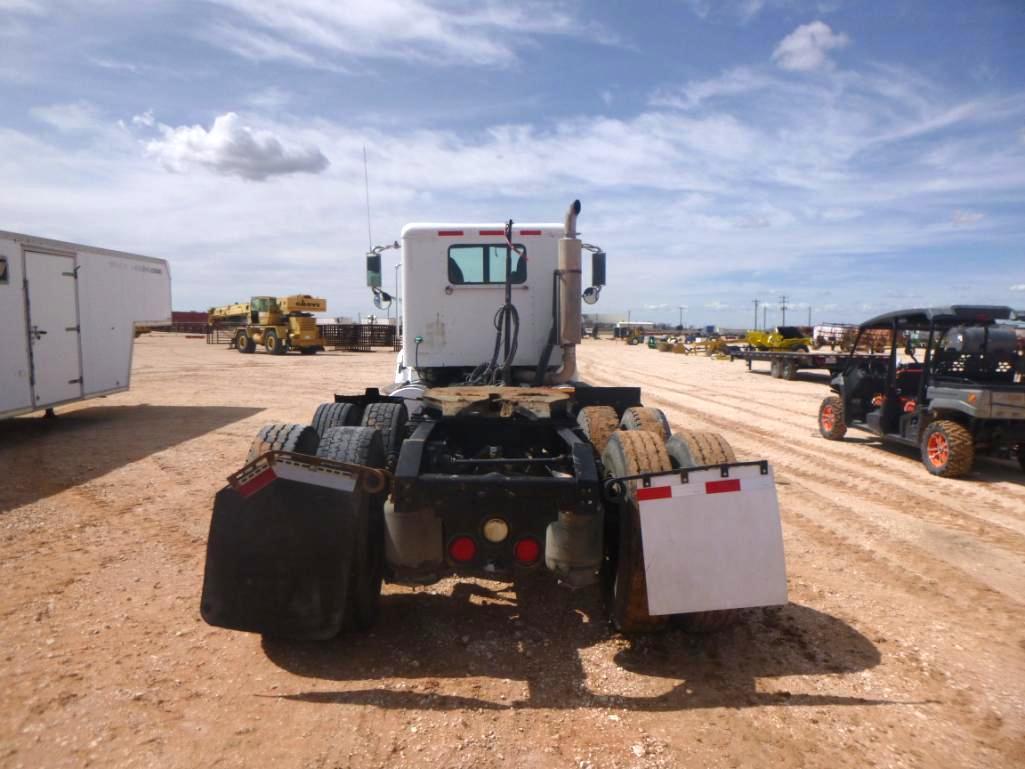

[25,252,82,407]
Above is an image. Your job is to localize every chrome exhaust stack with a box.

[547,200,583,384]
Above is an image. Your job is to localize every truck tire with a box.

[921,420,974,478]
[577,406,619,455]
[236,330,255,354]
[265,330,286,355]
[312,402,361,437]
[818,396,847,440]
[602,430,672,634]
[317,426,387,630]
[781,359,797,380]
[665,430,737,468]
[627,336,640,346]
[360,402,408,470]
[620,406,671,441]
[769,359,781,378]
[246,423,320,463]
[663,431,741,632]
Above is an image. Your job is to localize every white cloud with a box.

[1010,284,1025,292]
[951,209,984,226]
[132,110,155,127]
[202,0,612,68]
[30,101,106,134]
[145,112,330,181]
[772,21,849,72]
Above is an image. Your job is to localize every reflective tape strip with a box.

[237,467,276,497]
[636,485,672,502]
[519,229,542,236]
[705,479,741,494]
[437,230,464,236]
[479,229,504,236]
[273,460,357,492]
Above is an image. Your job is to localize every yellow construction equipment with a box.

[209,295,327,355]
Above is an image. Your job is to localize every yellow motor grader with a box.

[209,294,327,355]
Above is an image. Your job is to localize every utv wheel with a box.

[265,330,286,355]
[664,431,741,632]
[236,331,255,354]
[577,405,620,455]
[246,423,320,462]
[620,406,671,441]
[311,402,361,437]
[601,430,672,634]
[360,402,408,470]
[818,396,847,440]
[317,426,387,630]
[921,420,974,478]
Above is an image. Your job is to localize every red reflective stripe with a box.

[437,230,464,236]
[519,229,542,236]
[705,479,741,494]
[636,485,672,501]
[238,467,276,497]
[479,229,504,236]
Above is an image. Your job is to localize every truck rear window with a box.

[448,244,526,285]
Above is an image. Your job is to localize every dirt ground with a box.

[2,334,1023,769]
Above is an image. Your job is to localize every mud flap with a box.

[634,462,787,616]
[200,452,386,640]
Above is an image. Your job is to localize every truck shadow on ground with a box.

[0,404,263,512]
[263,580,908,712]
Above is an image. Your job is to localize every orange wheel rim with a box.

[927,432,949,466]
[821,405,834,431]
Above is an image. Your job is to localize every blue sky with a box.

[1,0,1023,328]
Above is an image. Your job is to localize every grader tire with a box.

[818,396,847,440]
[317,426,387,630]
[602,431,673,634]
[311,402,362,437]
[246,423,320,463]
[921,420,974,478]
[360,403,408,470]
[620,406,671,441]
[265,330,286,355]
[663,430,741,632]
[236,330,255,354]
[577,406,620,455]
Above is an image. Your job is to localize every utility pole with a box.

[763,305,768,329]
[752,299,759,330]
[678,305,684,329]
[779,295,789,326]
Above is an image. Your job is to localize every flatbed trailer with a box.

[731,348,885,380]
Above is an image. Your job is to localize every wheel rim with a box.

[927,432,949,467]
[821,405,835,431]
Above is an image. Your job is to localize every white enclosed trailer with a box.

[0,231,171,418]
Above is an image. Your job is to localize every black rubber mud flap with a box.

[200,479,360,640]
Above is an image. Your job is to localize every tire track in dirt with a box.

[584,360,1025,548]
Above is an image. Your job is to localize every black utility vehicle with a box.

[818,306,1025,478]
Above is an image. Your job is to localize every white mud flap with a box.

[636,463,787,616]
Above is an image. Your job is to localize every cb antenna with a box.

[363,144,373,250]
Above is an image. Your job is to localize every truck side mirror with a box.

[591,250,606,287]
[366,253,382,288]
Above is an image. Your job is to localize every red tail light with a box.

[449,536,477,563]
[513,537,541,565]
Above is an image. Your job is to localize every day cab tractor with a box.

[818,306,1025,478]
[209,294,327,355]
[745,326,813,352]
[200,201,788,641]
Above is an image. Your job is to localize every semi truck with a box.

[209,294,327,354]
[200,201,788,640]
[0,230,171,419]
